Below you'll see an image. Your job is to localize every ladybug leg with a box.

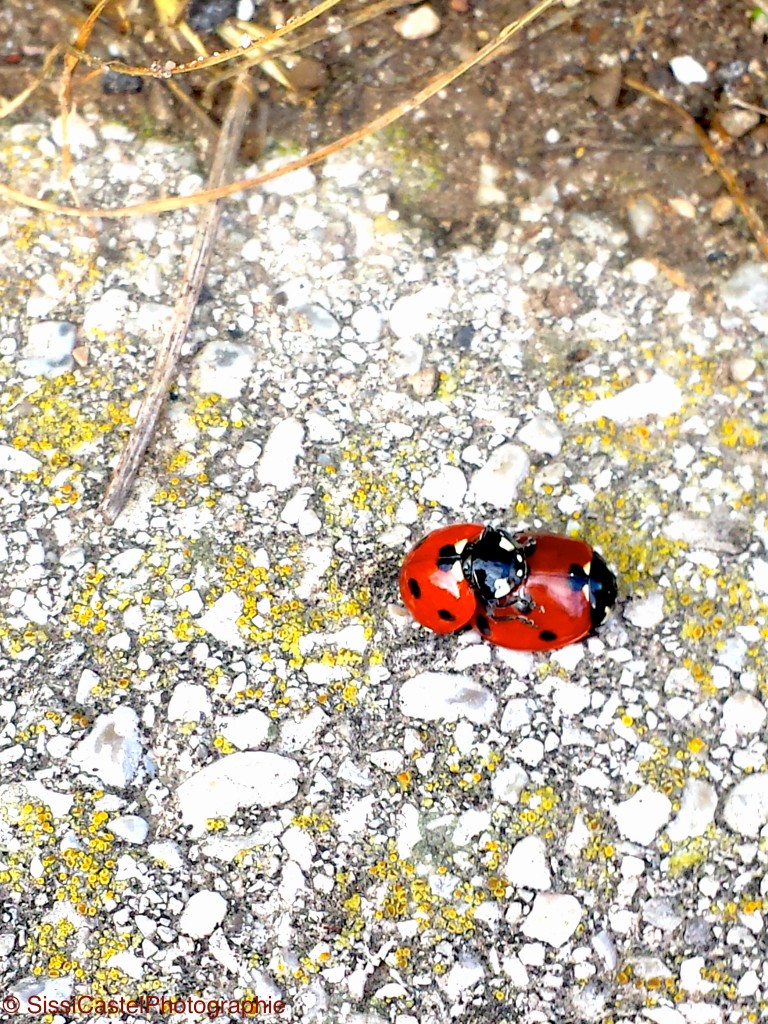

[486,588,541,628]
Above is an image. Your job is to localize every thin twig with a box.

[625,75,768,261]
[99,73,255,523]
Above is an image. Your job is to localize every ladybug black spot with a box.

[407,578,421,599]
[540,630,557,642]
[475,613,490,636]
[437,544,459,571]
[437,609,456,622]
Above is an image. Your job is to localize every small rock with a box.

[468,444,530,507]
[722,691,767,735]
[394,4,441,41]
[589,64,622,110]
[420,465,467,510]
[220,708,271,750]
[729,356,756,383]
[71,706,143,789]
[0,446,41,473]
[409,366,437,398]
[300,304,340,340]
[399,672,497,724]
[109,814,150,844]
[580,371,682,424]
[197,591,245,648]
[505,835,551,890]
[521,893,582,946]
[517,416,563,456]
[388,284,452,339]
[667,780,717,841]
[306,413,342,443]
[350,306,383,344]
[191,340,256,399]
[83,289,132,336]
[19,321,77,378]
[626,196,659,240]
[721,262,768,312]
[611,786,672,845]
[669,55,708,85]
[258,417,304,490]
[718,107,760,138]
[167,682,211,723]
[235,440,262,468]
[391,337,424,377]
[491,763,529,805]
[669,197,696,219]
[179,890,227,938]
[625,258,658,284]
[722,774,768,837]
[177,752,301,835]
[711,195,736,224]
[624,591,665,629]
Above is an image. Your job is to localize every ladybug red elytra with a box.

[399,524,617,652]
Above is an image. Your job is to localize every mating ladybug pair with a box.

[399,524,618,652]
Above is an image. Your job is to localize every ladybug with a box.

[399,525,617,652]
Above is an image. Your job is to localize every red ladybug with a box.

[399,525,617,652]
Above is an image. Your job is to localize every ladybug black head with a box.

[462,528,529,605]
[587,550,618,627]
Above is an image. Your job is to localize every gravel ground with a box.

[1,68,768,1024]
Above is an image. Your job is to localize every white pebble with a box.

[83,289,132,336]
[301,304,340,340]
[0,445,41,473]
[20,321,76,377]
[351,306,383,344]
[399,672,497,724]
[751,558,768,595]
[611,786,672,845]
[394,4,441,41]
[420,465,467,510]
[258,417,304,490]
[491,763,529,805]
[179,890,227,938]
[722,774,768,837]
[197,591,245,648]
[722,691,767,735]
[721,262,768,312]
[580,371,682,424]
[167,682,211,723]
[517,415,563,456]
[624,591,665,629]
[730,357,756,383]
[521,893,582,946]
[667,780,717,841]
[220,708,271,750]
[71,706,143,788]
[388,284,452,339]
[191,340,256,399]
[469,444,530,507]
[177,752,300,835]
[625,257,658,284]
[670,55,708,85]
[306,412,342,443]
[109,814,149,844]
[235,440,262,468]
[505,835,551,890]
[439,956,485,1002]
